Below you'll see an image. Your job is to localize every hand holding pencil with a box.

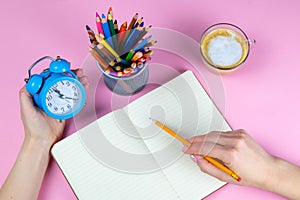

[151,119,291,188]
[181,128,283,188]
[151,118,241,182]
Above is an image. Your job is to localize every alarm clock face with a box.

[44,78,85,119]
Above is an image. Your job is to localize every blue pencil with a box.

[101,13,114,48]
[133,35,152,51]
[123,28,142,53]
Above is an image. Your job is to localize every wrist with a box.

[258,156,298,196]
[23,135,53,154]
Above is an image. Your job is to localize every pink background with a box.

[1,0,300,199]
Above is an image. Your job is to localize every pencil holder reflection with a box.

[97,62,149,95]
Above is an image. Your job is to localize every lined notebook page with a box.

[125,71,230,199]
[52,71,230,200]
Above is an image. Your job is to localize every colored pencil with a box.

[123,67,140,74]
[96,12,104,35]
[120,13,138,51]
[86,25,98,46]
[113,19,119,52]
[133,17,143,29]
[143,50,153,57]
[96,34,120,58]
[108,7,113,19]
[135,25,152,44]
[131,51,143,61]
[133,35,152,51]
[125,49,135,61]
[128,13,138,30]
[108,13,118,50]
[115,57,130,66]
[86,8,156,79]
[88,46,112,71]
[131,62,137,68]
[100,13,114,48]
[100,13,111,38]
[114,20,119,34]
[96,43,115,62]
[123,26,142,53]
[118,22,127,45]
[107,13,116,36]
[151,118,241,182]
[144,40,157,48]
[137,61,144,68]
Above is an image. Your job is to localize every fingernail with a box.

[190,155,198,163]
[181,146,188,152]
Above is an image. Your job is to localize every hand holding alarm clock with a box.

[25,56,86,120]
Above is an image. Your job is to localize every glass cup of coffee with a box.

[200,23,255,73]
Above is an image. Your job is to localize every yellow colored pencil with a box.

[151,118,241,182]
[96,34,120,58]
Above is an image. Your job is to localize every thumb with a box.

[19,86,36,114]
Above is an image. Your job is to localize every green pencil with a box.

[125,49,135,61]
[108,13,118,50]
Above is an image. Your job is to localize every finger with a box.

[189,131,240,146]
[79,75,88,85]
[72,68,84,77]
[79,75,89,90]
[194,156,239,184]
[19,86,36,113]
[183,141,232,164]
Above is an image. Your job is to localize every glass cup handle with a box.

[247,39,256,48]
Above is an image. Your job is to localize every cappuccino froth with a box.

[201,28,248,69]
[208,35,242,66]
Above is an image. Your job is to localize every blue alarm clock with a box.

[25,56,86,120]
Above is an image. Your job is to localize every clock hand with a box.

[53,88,73,100]
[52,88,78,102]
[53,88,65,98]
[64,96,79,101]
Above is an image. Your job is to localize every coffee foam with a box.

[201,29,248,69]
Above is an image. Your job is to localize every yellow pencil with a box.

[96,34,120,58]
[151,118,241,182]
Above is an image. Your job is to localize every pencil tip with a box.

[148,117,156,122]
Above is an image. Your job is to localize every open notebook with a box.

[51,71,231,199]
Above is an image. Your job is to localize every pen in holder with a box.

[86,8,156,95]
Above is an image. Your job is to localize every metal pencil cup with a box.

[97,62,149,96]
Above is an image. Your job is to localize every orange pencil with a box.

[108,7,113,19]
[118,22,127,45]
[120,13,138,52]
[151,118,241,182]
